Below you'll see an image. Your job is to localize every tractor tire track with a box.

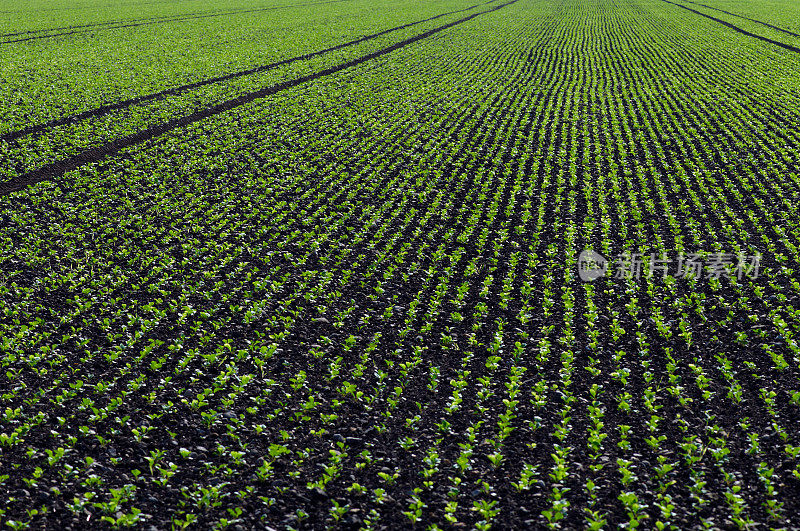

[0,0,501,143]
[660,0,800,54]
[0,0,519,197]
[674,0,800,39]
[0,0,352,44]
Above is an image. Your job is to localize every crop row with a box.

[2,0,800,528]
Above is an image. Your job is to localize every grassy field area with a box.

[2,0,800,528]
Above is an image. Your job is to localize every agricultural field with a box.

[2,0,800,527]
